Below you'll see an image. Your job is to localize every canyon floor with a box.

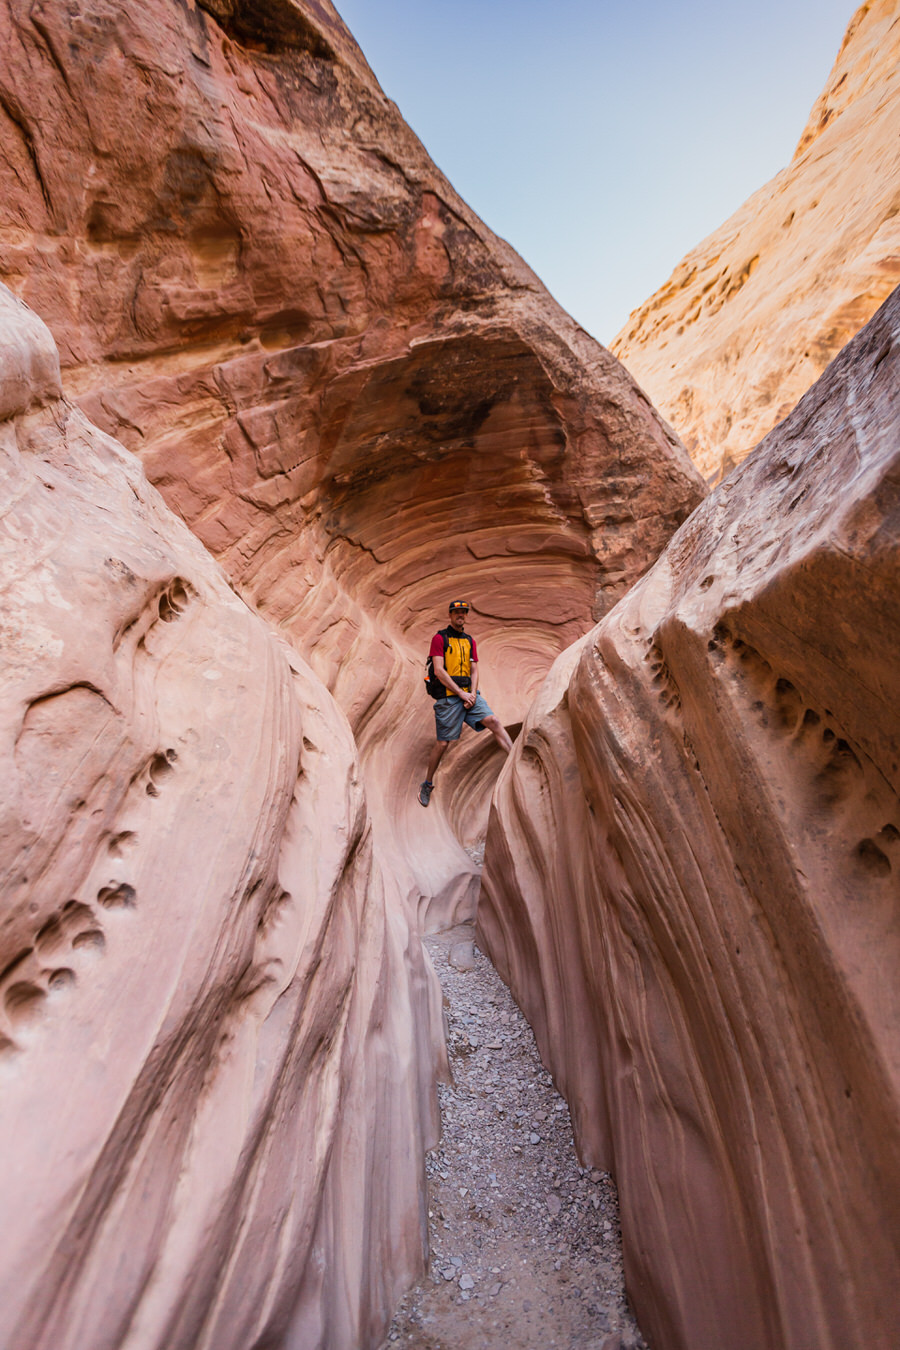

[380,926,648,1350]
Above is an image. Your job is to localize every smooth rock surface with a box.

[0,0,704,927]
[448,937,477,972]
[612,0,900,482]
[479,288,900,1350]
[0,284,441,1350]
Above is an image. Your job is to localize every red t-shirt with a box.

[430,631,478,661]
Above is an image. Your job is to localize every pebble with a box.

[379,926,648,1349]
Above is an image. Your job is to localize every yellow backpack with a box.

[424,627,473,698]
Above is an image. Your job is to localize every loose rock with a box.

[380,926,648,1348]
[449,939,477,972]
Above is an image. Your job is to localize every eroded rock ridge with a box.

[0,283,444,1350]
[612,0,900,482]
[480,287,900,1350]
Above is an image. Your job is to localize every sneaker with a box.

[418,780,434,807]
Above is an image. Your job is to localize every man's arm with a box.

[434,657,476,707]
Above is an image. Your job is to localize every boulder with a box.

[479,286,900,1350]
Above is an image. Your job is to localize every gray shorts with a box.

[433,692,494,742]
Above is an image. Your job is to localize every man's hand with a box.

[462,690,477,709]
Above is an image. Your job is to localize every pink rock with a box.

[0,2,711,1342]
[0,284,441,1350]
[0,0,703,929]
[480,288,900,1350]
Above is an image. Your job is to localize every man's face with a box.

[449,608,467,630]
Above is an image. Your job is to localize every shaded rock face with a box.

[479,287,900,1350]
[0,0,704,925]
[0,283,442,1350]
[611,0,900,482]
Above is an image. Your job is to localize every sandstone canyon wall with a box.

[479,287,900,1350]
[0,0,705,927]
[0,3,708,1348]
[0,281,445,1349]
[612,0,900,482]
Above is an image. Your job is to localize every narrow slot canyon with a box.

[0,3,898,1350]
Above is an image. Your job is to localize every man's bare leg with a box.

[425,738,450,782]
[482,714,513,754]
[419,738,450,806]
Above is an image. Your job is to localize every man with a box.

[418,600,514,807]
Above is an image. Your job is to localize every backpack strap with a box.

[441,627,452,696]
[442,626,472,649]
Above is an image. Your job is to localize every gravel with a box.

[380,925,649,1350]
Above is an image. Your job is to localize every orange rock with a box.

[612,0,900,483]
[0,3,707,1343]
[480,287,900,1350]
[0,282,443,1350]
[0,0,704,925]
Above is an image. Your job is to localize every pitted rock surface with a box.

[0,281,441,1350]
[0,4,706,1343]
[480,288,900,1350]
[4,4,898,1350]
[0,0,703,931]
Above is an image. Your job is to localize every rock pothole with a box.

[381,925,649,1350]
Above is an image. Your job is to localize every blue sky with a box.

[334,0,856,343]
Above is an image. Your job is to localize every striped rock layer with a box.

[480,287,900,1350]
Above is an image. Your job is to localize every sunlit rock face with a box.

[0,283,442,1350]
[479,288,900,1350]
[612,0,900,483]
[0,0,704,926]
